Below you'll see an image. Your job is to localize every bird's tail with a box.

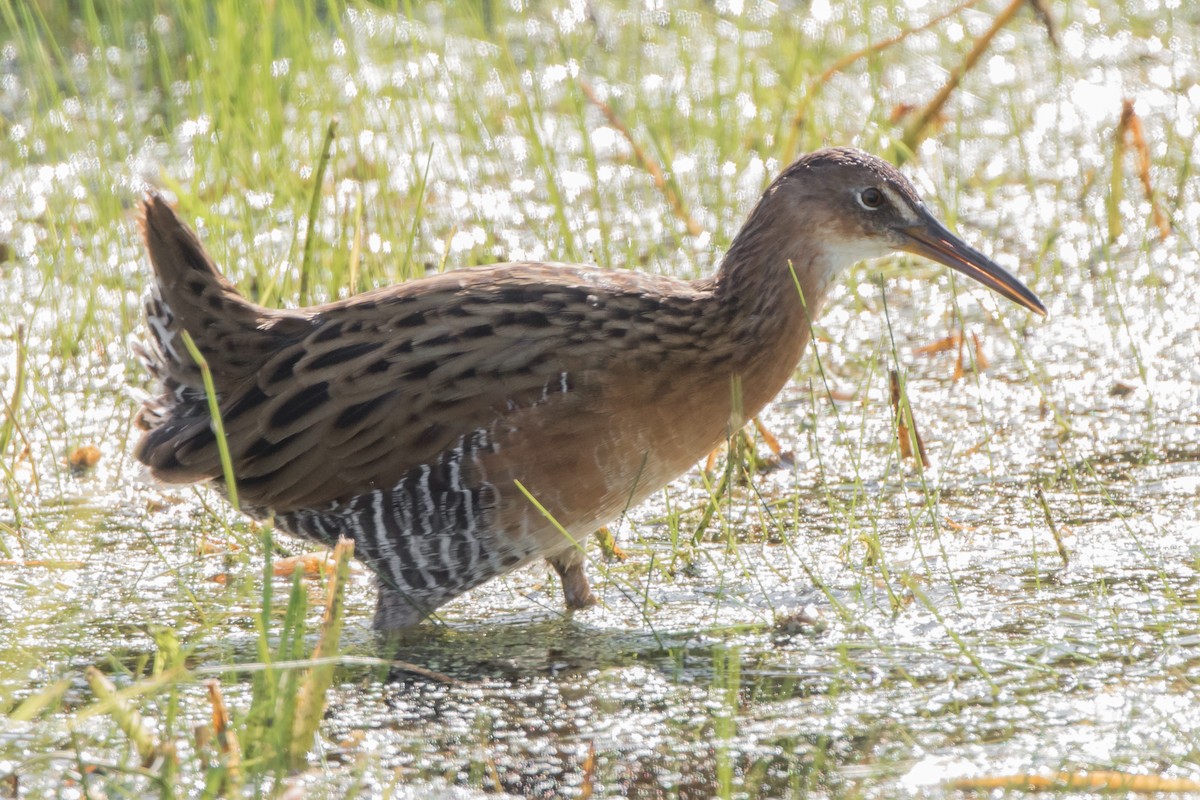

[132,194,306,479]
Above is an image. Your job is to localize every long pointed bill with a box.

[899,209,1047,316]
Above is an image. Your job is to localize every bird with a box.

[132,147,1046,631]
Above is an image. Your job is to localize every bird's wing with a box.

[133,194,717,512]
[139,269,622,509]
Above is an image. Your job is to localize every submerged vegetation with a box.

[1,0,1198,796]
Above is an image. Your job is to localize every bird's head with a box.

[745,147,1046,316]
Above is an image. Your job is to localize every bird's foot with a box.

[548,551,598,610]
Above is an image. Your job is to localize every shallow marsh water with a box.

[1,0,1199,797]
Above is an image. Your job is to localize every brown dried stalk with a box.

[783,0,985,160]
[205,678,242,791]
[580,80,702,237]
[900,0,1026,157]
[1114,99,1172,241]
[890,370,930,468]
[952,771,1200,793]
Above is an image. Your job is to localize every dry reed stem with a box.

[953,333,967,381]
[752,417,783,456]
[913,331,989,380]
[272,550,348,578]
[951,771,1200,792]
[890,370,930,468]
[580,80,702,237]
[289,536,353,766]
[593,526,629,562]
[579,741,597,800]
[1116,99,1172,241]
[212,548,341,584]
[913,333,960,356]
[783,0,984,160]
[969,332,989,371]
[205,678,242,793]
[900,0,1026,157]
[703,414,781,473]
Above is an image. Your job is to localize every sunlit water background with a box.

[1,1,1199,797]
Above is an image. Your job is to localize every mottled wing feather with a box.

[135,192,719,513]
[151,274,603,510]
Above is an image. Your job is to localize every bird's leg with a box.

[372,579,427,632]
[548,548,597,610]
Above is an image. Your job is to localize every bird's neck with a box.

[705,221,845,425]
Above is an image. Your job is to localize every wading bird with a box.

[134,147,1045,630]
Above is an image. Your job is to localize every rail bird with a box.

[133,147,1045,630]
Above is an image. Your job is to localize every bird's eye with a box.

[858,187,885,210]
